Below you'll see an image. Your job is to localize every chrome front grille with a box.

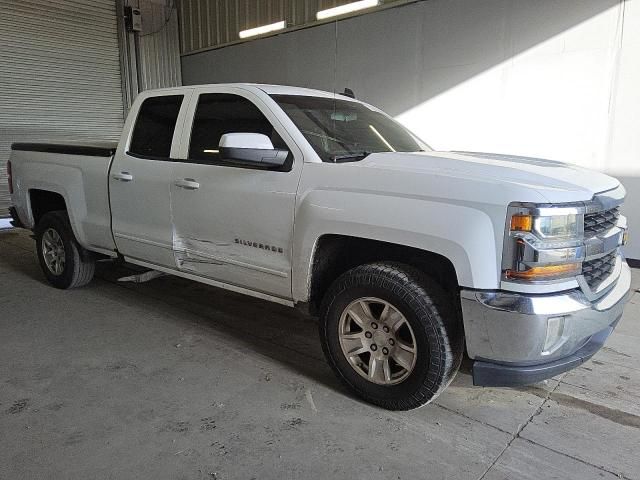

[584,207,620,238]
[582,251,617,290]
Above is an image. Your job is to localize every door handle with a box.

[112,171,133,182]
[175,178,200,190]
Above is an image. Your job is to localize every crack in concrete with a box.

[517,436,634,480]
[433,403,512,436]
[478,374,637,480]
[520,380,640,429]
[476,379,563,480]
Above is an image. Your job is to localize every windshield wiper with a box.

[330,151,370,163]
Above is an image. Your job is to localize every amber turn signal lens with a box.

[510,214,533,232]
[506,262,581,280]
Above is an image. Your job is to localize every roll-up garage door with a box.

[0,0,124,216]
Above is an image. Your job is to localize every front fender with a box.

[292,189,501,302]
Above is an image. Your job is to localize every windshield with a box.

[271,94,430,162]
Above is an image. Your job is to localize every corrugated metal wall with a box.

[136,0,182,91]
[0,0,125,216]
[179,0,404,54]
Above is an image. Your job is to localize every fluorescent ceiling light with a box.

[316,0,380,20]
[239,20,286,39]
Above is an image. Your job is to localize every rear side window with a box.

[188,93,286,163]
[129,95,183,159]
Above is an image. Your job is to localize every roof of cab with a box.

[146,83,354,100]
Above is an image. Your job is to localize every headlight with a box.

[511,213,579,239]
[534,214,579,239]
[503,205,584,282]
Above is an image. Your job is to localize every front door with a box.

[169,87,303,299]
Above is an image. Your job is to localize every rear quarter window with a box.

[129,95,183,159]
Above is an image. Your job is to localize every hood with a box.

[358,151,620,203]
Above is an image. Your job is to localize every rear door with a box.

[169,86,304,299]
[110,90,190,267]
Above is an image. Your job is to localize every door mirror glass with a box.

[219,133,288,168]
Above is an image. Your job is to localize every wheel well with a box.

[29,190,67,226]
[307,234,460,316]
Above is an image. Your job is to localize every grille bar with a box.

[582,251,617,290]
[584,207,620,238]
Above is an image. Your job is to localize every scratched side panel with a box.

[169,164,296,299]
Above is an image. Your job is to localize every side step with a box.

[117,270,165,284]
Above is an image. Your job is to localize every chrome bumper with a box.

[461,260,632,386]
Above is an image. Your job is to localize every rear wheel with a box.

[319,262,462,410]
[35,211,95,289]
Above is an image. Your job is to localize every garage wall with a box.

[181,0,640,259]
[119,0,182,107]
[0,0,125,216]
[179,0,407,53]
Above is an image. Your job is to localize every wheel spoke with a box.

[387,310,405,332]
[368,356,382,383]
[382,357,392,382]
[341,333,367,356]
[397,339,416,353]
[392,346,414,371]
[379,303,390,322]
[347,301,372,327]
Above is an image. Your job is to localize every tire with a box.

[319,262,463,410]
[35,210,95,289]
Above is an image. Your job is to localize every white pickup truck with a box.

[8,84,631,410]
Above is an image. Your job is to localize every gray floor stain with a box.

[547,391,640,429]
[5,399,29,415]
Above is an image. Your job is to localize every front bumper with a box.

[461,260,632,387]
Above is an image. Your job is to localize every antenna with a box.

[341,88,356,99]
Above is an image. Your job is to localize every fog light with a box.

[543,316,566,353]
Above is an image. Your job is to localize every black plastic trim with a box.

[126,151,175,162]
[627,258,640,268]
[11,142,116,157]
[472,319,619,387]
[126,151,293,172]
[8,206,25,229]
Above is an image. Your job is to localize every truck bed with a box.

[9,139,118,254]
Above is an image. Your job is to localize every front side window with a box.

[271,95,429,162]
[129,95,183,159]
[189,93,287,163]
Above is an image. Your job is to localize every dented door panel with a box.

[170,165,297,298]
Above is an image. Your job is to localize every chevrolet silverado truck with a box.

[7,84,631,410]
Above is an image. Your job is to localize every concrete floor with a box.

[1,229,639,480]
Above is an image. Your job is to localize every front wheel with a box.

[35,211,95,289]
[319,262,462,410]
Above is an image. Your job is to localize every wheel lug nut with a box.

[383,326,389,333]
[365,331,372,339]
[370,344,378,351]
[371,322,378,329]
[388,339,395,346]
[382,347,389,355]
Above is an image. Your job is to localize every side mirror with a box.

[219,133,288,169]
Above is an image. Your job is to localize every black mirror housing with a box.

[219,147,289,169]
